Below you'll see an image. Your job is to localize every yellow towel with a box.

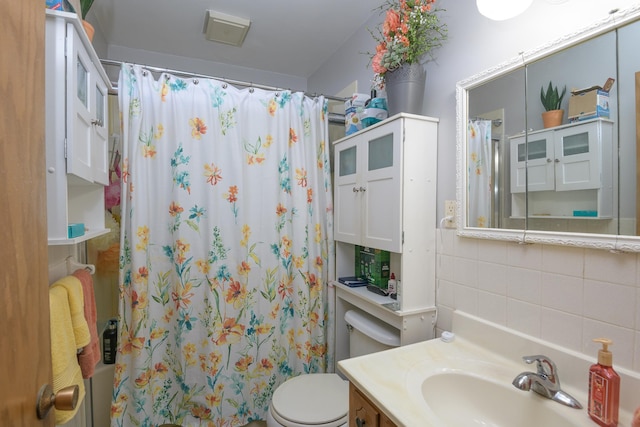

[52,275,91,349]
[50,276,90,424]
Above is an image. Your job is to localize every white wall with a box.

[88,14,307,93]
[308,0,640,217]
[309,0,640,373]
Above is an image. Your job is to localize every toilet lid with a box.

[272,374,348,425]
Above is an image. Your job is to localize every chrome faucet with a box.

[512,355,583,409]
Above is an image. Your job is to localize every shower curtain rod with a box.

[99,59,348,103]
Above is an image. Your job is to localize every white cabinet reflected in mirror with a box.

[456,5,640,251]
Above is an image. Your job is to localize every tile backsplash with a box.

[436,228,640,372]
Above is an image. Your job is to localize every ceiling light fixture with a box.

[204,10,251,47]
[476,0,534,21]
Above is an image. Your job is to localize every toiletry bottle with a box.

[103,319,118,364]
[387,273,396,295]
[588,338,619,427]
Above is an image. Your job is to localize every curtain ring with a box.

[222,83,228,89]
[275,92,280,97]
[249,87,255,93]
[142,70,148,76]
[193,79,199,85]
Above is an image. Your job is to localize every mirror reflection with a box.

[463,12,640,241]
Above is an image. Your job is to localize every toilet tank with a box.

[345,310,400,358]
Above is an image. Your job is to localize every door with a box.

[510,132,555,194]
[334,137,361,245]
[361,120,401,253]
[92,77,110,185]
[68,23,95,182]
[1,2,52,427]
[554,121,600,191]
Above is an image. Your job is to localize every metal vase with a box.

[384,62,426,116]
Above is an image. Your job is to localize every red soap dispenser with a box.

[588,338,620,427]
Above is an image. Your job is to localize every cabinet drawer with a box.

[349,383,380,427]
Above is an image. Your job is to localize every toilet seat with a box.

[269,374,348,427]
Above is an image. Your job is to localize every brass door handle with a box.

[36,384,79,419]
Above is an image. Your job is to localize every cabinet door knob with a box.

[356,418,366,427]
[555,158,560,163]
[359,186,366,192]
[353,187,359,193]
[547,158,552,163]
[91,119,103,127]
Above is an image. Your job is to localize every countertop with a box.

[338,311,639,427]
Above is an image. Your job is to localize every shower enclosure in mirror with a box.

[456,5,640,251]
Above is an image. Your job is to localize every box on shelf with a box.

[568,78,615,123]
[45,0,79,13]
[68,223,85,238]
[344,93,370,136]
[355,245,390,289]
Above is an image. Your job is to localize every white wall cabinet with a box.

[334,114,437,253]
[46,10,111,245]
[334,119,402,252]
[510,118,613,219]
[332,114,439,369]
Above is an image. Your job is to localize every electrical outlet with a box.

[444,200,456,228]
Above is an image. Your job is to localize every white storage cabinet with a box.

[510,118,613,219]
[332,113,439,368]
[46,10,111,244]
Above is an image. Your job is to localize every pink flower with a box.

[383,9,400,38]
[372,47,388,74]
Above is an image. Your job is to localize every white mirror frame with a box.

[456,4,640,252]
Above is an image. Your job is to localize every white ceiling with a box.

[90,0,383,79]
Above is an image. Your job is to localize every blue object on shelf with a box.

[573,210,597,217]
[68,223,85,238]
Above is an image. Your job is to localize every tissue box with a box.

[355,245,390,288]
[568,78,614,122]
[344,93,370,136]
[68,223,85,238]
[45,0,77,12]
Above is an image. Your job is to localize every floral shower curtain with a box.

[112,64,333,426]
[467,119,492,228]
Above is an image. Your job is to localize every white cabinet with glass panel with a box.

[45,10,111,244]
[334,114,438,253]
[331,114,439,367]
[509,118,614,219]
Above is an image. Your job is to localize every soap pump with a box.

[588,338,620,427]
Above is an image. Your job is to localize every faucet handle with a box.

[522,355,557,379]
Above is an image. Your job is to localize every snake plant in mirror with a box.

[540,81,566,128]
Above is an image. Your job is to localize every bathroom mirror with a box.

[456,5,640,251]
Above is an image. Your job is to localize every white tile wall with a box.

[436,228,640,372]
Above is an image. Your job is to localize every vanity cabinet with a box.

[334,114,438,253]
[349,383,397,427]
[45,10,111,244]
[510,118,613,218]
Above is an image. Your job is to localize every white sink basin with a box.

[421,372,579,427]
[338,312,639,426]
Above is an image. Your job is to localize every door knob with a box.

[36,384,79,419]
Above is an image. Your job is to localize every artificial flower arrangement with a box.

[370,0,447,87]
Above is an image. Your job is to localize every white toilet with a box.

[266,309,401,427]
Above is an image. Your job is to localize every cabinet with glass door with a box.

[46,10,111,244]
[510,118,613,219]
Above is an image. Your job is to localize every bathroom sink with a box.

[421,372,580,427]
